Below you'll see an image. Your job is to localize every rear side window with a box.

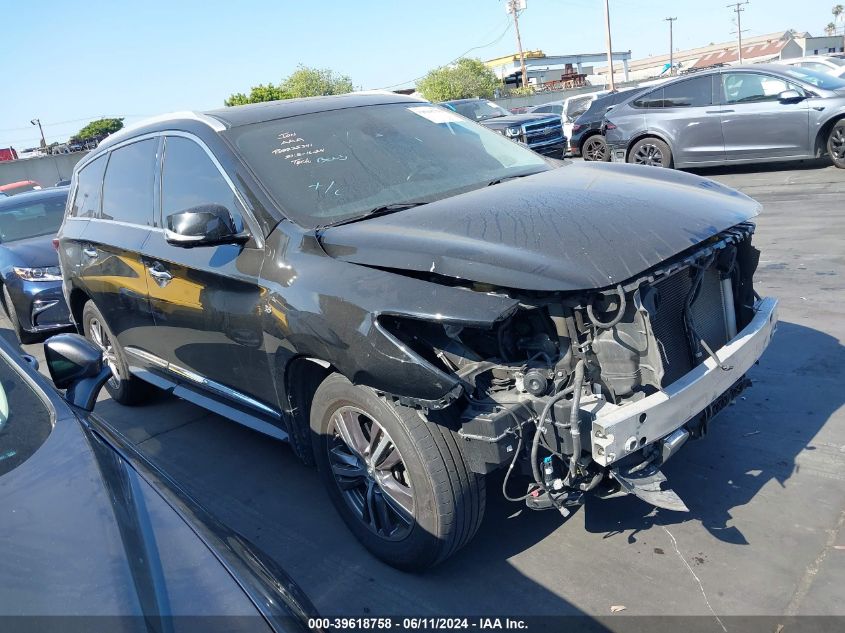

[160,136,243,230]
[635,76,714,108]
[101,139,157,226]
[70,155,106,218]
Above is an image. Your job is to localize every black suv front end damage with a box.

[375,222,777,514]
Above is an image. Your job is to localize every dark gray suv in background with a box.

[58,93,776,570]
[604,64,845,169]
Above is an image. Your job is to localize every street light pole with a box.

[727,2,750,63]
[30,118,46,149]
[665,17,677,75]
[604,0,616,90]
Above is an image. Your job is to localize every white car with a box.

[779,55,845,79]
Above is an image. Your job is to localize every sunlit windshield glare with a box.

[228,103,549,228]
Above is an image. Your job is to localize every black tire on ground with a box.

[828,119,845,169]
[628,137,673,168]
[81,300,150,405]
[310,373,485,571]
[2,285,37,344]
[582,135,610,162]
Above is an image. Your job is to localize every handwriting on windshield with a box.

[316,154,348,163]
[272,132,326,166]
[308,181,342,197]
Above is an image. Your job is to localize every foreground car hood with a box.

[319,162,760,291]
[0,235,58,267]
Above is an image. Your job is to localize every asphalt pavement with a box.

[5,158,844,626]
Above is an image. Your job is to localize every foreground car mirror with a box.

[165,204,249,248]
[778,89,803,102]
[44,334,112,411]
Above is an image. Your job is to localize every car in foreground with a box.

[0,333,316,629]
[0,180,42,196]
[0,187,72,343]
[779,55,845,79]
[59,93,776,570]
[604,64,845,169]
[569,87,646,161]
[441,98,566,157]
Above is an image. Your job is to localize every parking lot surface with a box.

[5,159,844,621]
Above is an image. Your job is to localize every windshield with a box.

[781,66,845,90]
[0,355,53,477]
[445,100,510,121]
[0,192,67,243]
[228,103,549,228]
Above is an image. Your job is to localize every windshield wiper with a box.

[487,172,543,187]
[317,202,429,229]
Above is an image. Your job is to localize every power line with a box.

[379,18,513,90]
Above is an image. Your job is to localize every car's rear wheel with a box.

[81,300,150,405]
[2,286,37,344]
[310,373,485,571]
[628,137,673,168]
[582,135,610,162]
[828,119,845,169]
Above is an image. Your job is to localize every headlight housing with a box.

[505,127,521,138]
[13,266,62,282]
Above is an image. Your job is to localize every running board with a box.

[610,463,689,512]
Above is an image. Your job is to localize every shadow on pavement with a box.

[685,157,833,177]
[583,321,843,546]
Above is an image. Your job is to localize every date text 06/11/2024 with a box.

[307,617,528,630]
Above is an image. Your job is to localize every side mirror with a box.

[44,333,112,411]
[778,89,803,102]
[165,204,249,248]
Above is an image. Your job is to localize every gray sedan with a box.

[604,64,845,169]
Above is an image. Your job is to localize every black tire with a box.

[582,135,610,162]
[2,285,37,344]
[628,137,673,168]
[828,119,845,169]
[81,300,151,405]
[310,373,485,571]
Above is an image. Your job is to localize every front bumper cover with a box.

[588,296,778,466]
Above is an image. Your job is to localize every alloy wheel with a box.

[88,317,120,389]
[632,143,664,166]
[327,406,414,540]
[583,137,608,161]
[831,126,845,161]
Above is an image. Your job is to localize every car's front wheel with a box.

[828,119,845,169]
[81,300,150,405]
[582,135,610,162]
[2,285,37,344]
[628,137,673,168]
[310,374,485,571]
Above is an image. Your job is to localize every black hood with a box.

[0,235,58,267]
[480,112,560,130]
[319,161,761,292]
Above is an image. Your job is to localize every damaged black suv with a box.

[58,93,777,570]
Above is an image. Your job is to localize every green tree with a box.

[826,21,837,35]
[224,66,353,106]
[834,4,844,22]
[416,58,501,102]
[74,117,124,141]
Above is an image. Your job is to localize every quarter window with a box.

[101,139,157,226]
[634,76,714,108]
[160,136,243,230]
[70,154,106,218]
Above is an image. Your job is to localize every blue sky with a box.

[1,0,839,148]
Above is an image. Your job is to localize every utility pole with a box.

[507,0,528,88]
[665,17,677,75]
[727,2,750,63]
[603,0,616,90]
[30,118,46,149]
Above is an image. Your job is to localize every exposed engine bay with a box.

[380,222,777,514]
